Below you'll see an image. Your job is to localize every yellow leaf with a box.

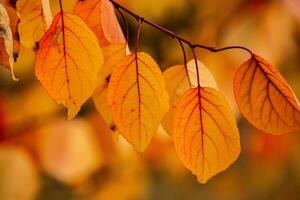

[162,60,218,135]
[187,60,218,89]
[16,0,49,49]
[73,0,126,47]
[234,54,300,134]
[173,87,240,183]
[107,52,169,152]
[35,12,104,119]
[101,44,127,79]
[93,44,126,130]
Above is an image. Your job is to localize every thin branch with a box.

[109,0,253,57]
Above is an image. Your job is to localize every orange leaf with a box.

[234,54,300,134]
[107,52,169,152]
[173,87,240,183]
[73,0,126,47]
[93,44,126,130]
[162,60,218,135]
[35,12,104,119]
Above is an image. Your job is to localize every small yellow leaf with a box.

[73,0,125,47]
[107,52,169,152]
[35,12,104,119]
[93,44,126,130]
[16,0,49,49]
[234,54,300,134]
[162,60,218,135]
[173,87,240,183]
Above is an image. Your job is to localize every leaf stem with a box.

[116,7,129,43]
[109,0,253,57]
[190,45,201,88]
[135,18,142,55]
[178,39,192,87]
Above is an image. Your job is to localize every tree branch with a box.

[109,0,253,56]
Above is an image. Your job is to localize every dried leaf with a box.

[234,54,300,134]
[0,3,18,80]
[173,87,240,183]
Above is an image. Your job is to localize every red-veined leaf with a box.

[35,12,104,119]
[173,87,240,183]
[107,52,169,152]
[162,60,218,135]
[234,54,300,134]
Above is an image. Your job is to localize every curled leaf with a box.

[234,54,300,134]
[107,52,169,152]
[173,87,240,183]
[35,12,104,119]
[0,3,18,80]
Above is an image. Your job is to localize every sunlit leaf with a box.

[93,44,126,131]
[234,54,300,134]
[35,12,104,119]
[173,87,240,183]
[107,52,169,152]
[162,60,218,135]
[73,0,126,47]
[16,0,51,49]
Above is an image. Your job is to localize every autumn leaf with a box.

[234,54,300,135]
[0,3,18,80]
[73,0,126,47]
[36,119,103,185]
[173,87,240,183]
[162,60,218,135]
[93,44,126,130]
[107,52,169,152]
[35,12,104,119]
[16,0,52,49]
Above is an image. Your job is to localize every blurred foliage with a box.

[0,0,300,199]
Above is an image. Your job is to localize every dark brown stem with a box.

[109,0,253,57]
[59,0,63,13]
[178,39,191,87]
[190,45,201,88]
[116,8,129,43]
[135,18,142,54]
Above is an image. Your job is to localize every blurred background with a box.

[1,0,300,199]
